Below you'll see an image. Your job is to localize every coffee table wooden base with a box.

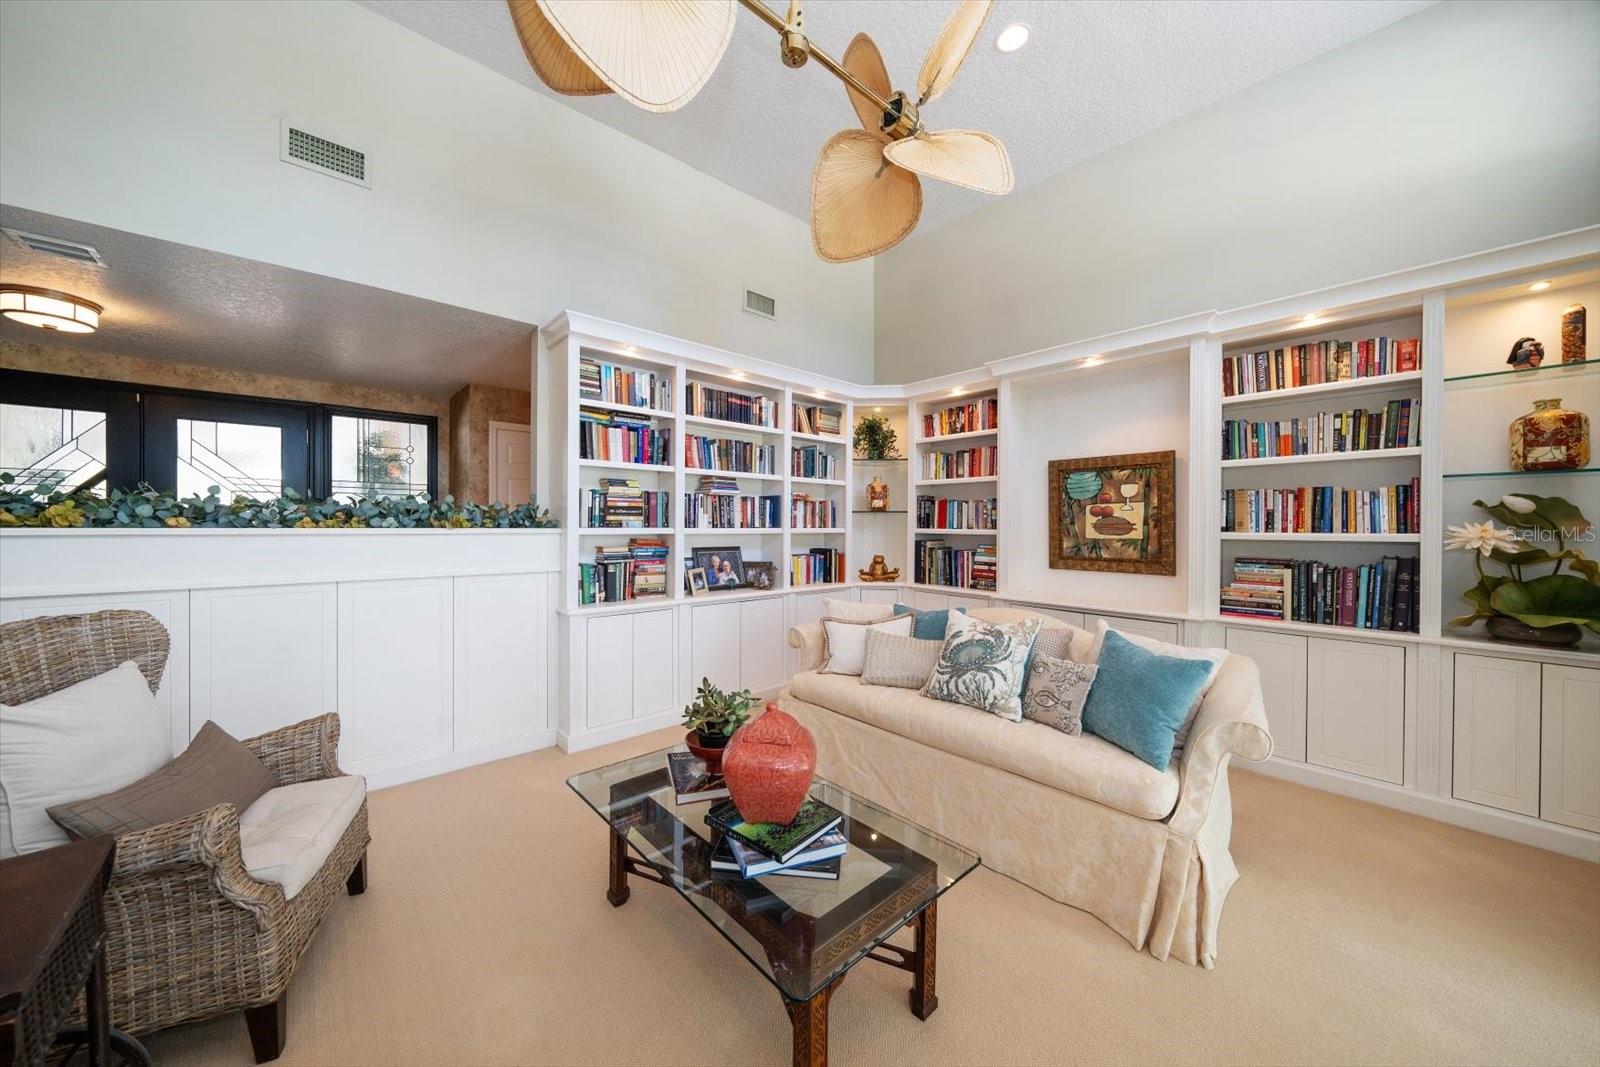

[604,828,940,1067]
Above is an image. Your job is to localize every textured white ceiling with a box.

[359,0,1435,234]
[0,206,536,396]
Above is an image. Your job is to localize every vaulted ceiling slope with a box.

[360,0,1435,234]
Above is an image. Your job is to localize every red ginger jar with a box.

[722,704,816,825]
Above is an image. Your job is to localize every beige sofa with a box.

[778,607,1271,968]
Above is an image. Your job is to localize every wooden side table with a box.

[0,836,149,1067]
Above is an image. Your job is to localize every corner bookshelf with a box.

[1212,310,1427,635]
[851,405,910,582]
[909,388,1000,593]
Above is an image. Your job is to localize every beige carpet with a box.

[145,728,1600,1067]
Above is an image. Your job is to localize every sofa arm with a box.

[112,802,281,918]
[1167,656,1273,838]
[787,621,826,674]
[245,713,342,786]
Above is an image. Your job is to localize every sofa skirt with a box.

[780,691,1240,968]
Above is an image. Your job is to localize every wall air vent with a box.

[280,122,369,188]
[744,288,776,320]
[2,228,107,267]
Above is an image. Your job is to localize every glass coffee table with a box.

[568,747,979,1067]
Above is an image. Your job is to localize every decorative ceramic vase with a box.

[1485,615,1583,648]
[722,704,816,824]
[867,475,890,512]
[1508,398,1590,471]
[1562,303,1586,364]
[685,730,728,774]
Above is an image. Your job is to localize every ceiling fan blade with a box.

[882,130,1013,195]
[532,0,736,113]
[507,1,611,97]
[841,33,891,133]
[812,130,923,263]
[916,0,993,106]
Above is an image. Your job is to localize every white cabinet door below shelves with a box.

[857,587,901,606]
[339,578,453,772]
[1226,627,1307,762]
[453,574,550,748]
[1306,637,1404,784]
[1085,614,1182,645]
[912,592,951,611]
[584,614,635,729]
[1452,654,1541,816]
[632,609,676,720]
[740,598,787,694]
[1541,664,1600,832]
[190,584,336,744]
[690,602,742,694]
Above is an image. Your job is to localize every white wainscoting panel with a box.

[911,591,951,611]
[339,578,454,773]
[1451,654,1541,817]
[1306,637,1405,784]
[453,573,551,749]
[1085,613,1182,645]
[190,583,336,743]
[1541,664,1600,832]
[857,586,901,606]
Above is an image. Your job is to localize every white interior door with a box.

[488,421,532,504]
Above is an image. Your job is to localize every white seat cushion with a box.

[0,661,170,858]
[239,775,366,899]
[790,670,1179,820]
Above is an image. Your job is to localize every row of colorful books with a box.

[791,445,838,480]
[667,753,847,880]
[792,548,844,585]
[920,446,997,481]
[579,408,671,466]
[916,495,997,531]
[686,383,778,427]
[792,403,842,437]
[922,396,997,438]
[1221,336,1419,397]
[577,537,670,604]
[584,479,669,528]
[790,495,839,529]
[915,538,997,590]
[579,357,673,411]
[1222,400,1420,460]
[1222,479,1420,535]
[1220,555,1419,631]
[685,435,775,475]
[683,491,781,529]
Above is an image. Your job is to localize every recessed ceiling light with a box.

[873,406,883,413]
[1081,354,1103,367]
[1299,314,1326,327]
[1529,281,1551,292]
[0,285,101,333]
[950,387,966,396]
[995,23,1030,53]
[728,368,746,380]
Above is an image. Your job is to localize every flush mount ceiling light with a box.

[1529,281,1552,292]
[509,0,1013,263]
[994,22,1029,53]
[0,285,102,333]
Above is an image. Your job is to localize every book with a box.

[666,751,730,805]
[730,832,846,878]
[706,797,843,864]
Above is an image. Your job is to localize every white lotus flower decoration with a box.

[1443,521,1523,556]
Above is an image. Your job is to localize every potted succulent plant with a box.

[1446,493,1599,647]
[681,677,755,772]
[852,414,900,460]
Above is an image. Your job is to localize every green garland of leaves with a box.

[0,474,557,530]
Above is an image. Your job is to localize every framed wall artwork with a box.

[1047,450,1176,575]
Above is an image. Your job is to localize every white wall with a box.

[1007,352,1191,613]
[873,0,1600,380]
[0,0,874,383]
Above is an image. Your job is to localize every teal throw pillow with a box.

[1082,630,1215,771]
[893,603,967,640]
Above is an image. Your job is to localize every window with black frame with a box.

[0,371,437,501]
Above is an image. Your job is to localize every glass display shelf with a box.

[1443,467,1597,480]
[1443,359,1596,390]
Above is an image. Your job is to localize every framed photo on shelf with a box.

[685,567,711,597]
[693,547,745,590]
[1047,450,1176,575]
[744,560,777,590]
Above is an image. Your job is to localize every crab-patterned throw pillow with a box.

[920,617,1042,721]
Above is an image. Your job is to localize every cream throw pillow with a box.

[822,597,898,623]
[1087,620,1226,749]
[821,615,914,676]
[0,661,170,857]
[860,630,944,689]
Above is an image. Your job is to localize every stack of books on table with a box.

[706,798,847,880]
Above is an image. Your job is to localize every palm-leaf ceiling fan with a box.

[507,0,1013,262]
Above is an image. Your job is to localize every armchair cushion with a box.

[0,661,170,858]
[239,774,366,899]
[48,720,274,840]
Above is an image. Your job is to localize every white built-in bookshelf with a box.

[910,389,1001,593]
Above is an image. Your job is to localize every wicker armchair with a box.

[0,610,370,1063]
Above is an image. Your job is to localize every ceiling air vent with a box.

[744,288,776,320]
[280,122,369,188]
[2,228,107,267]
